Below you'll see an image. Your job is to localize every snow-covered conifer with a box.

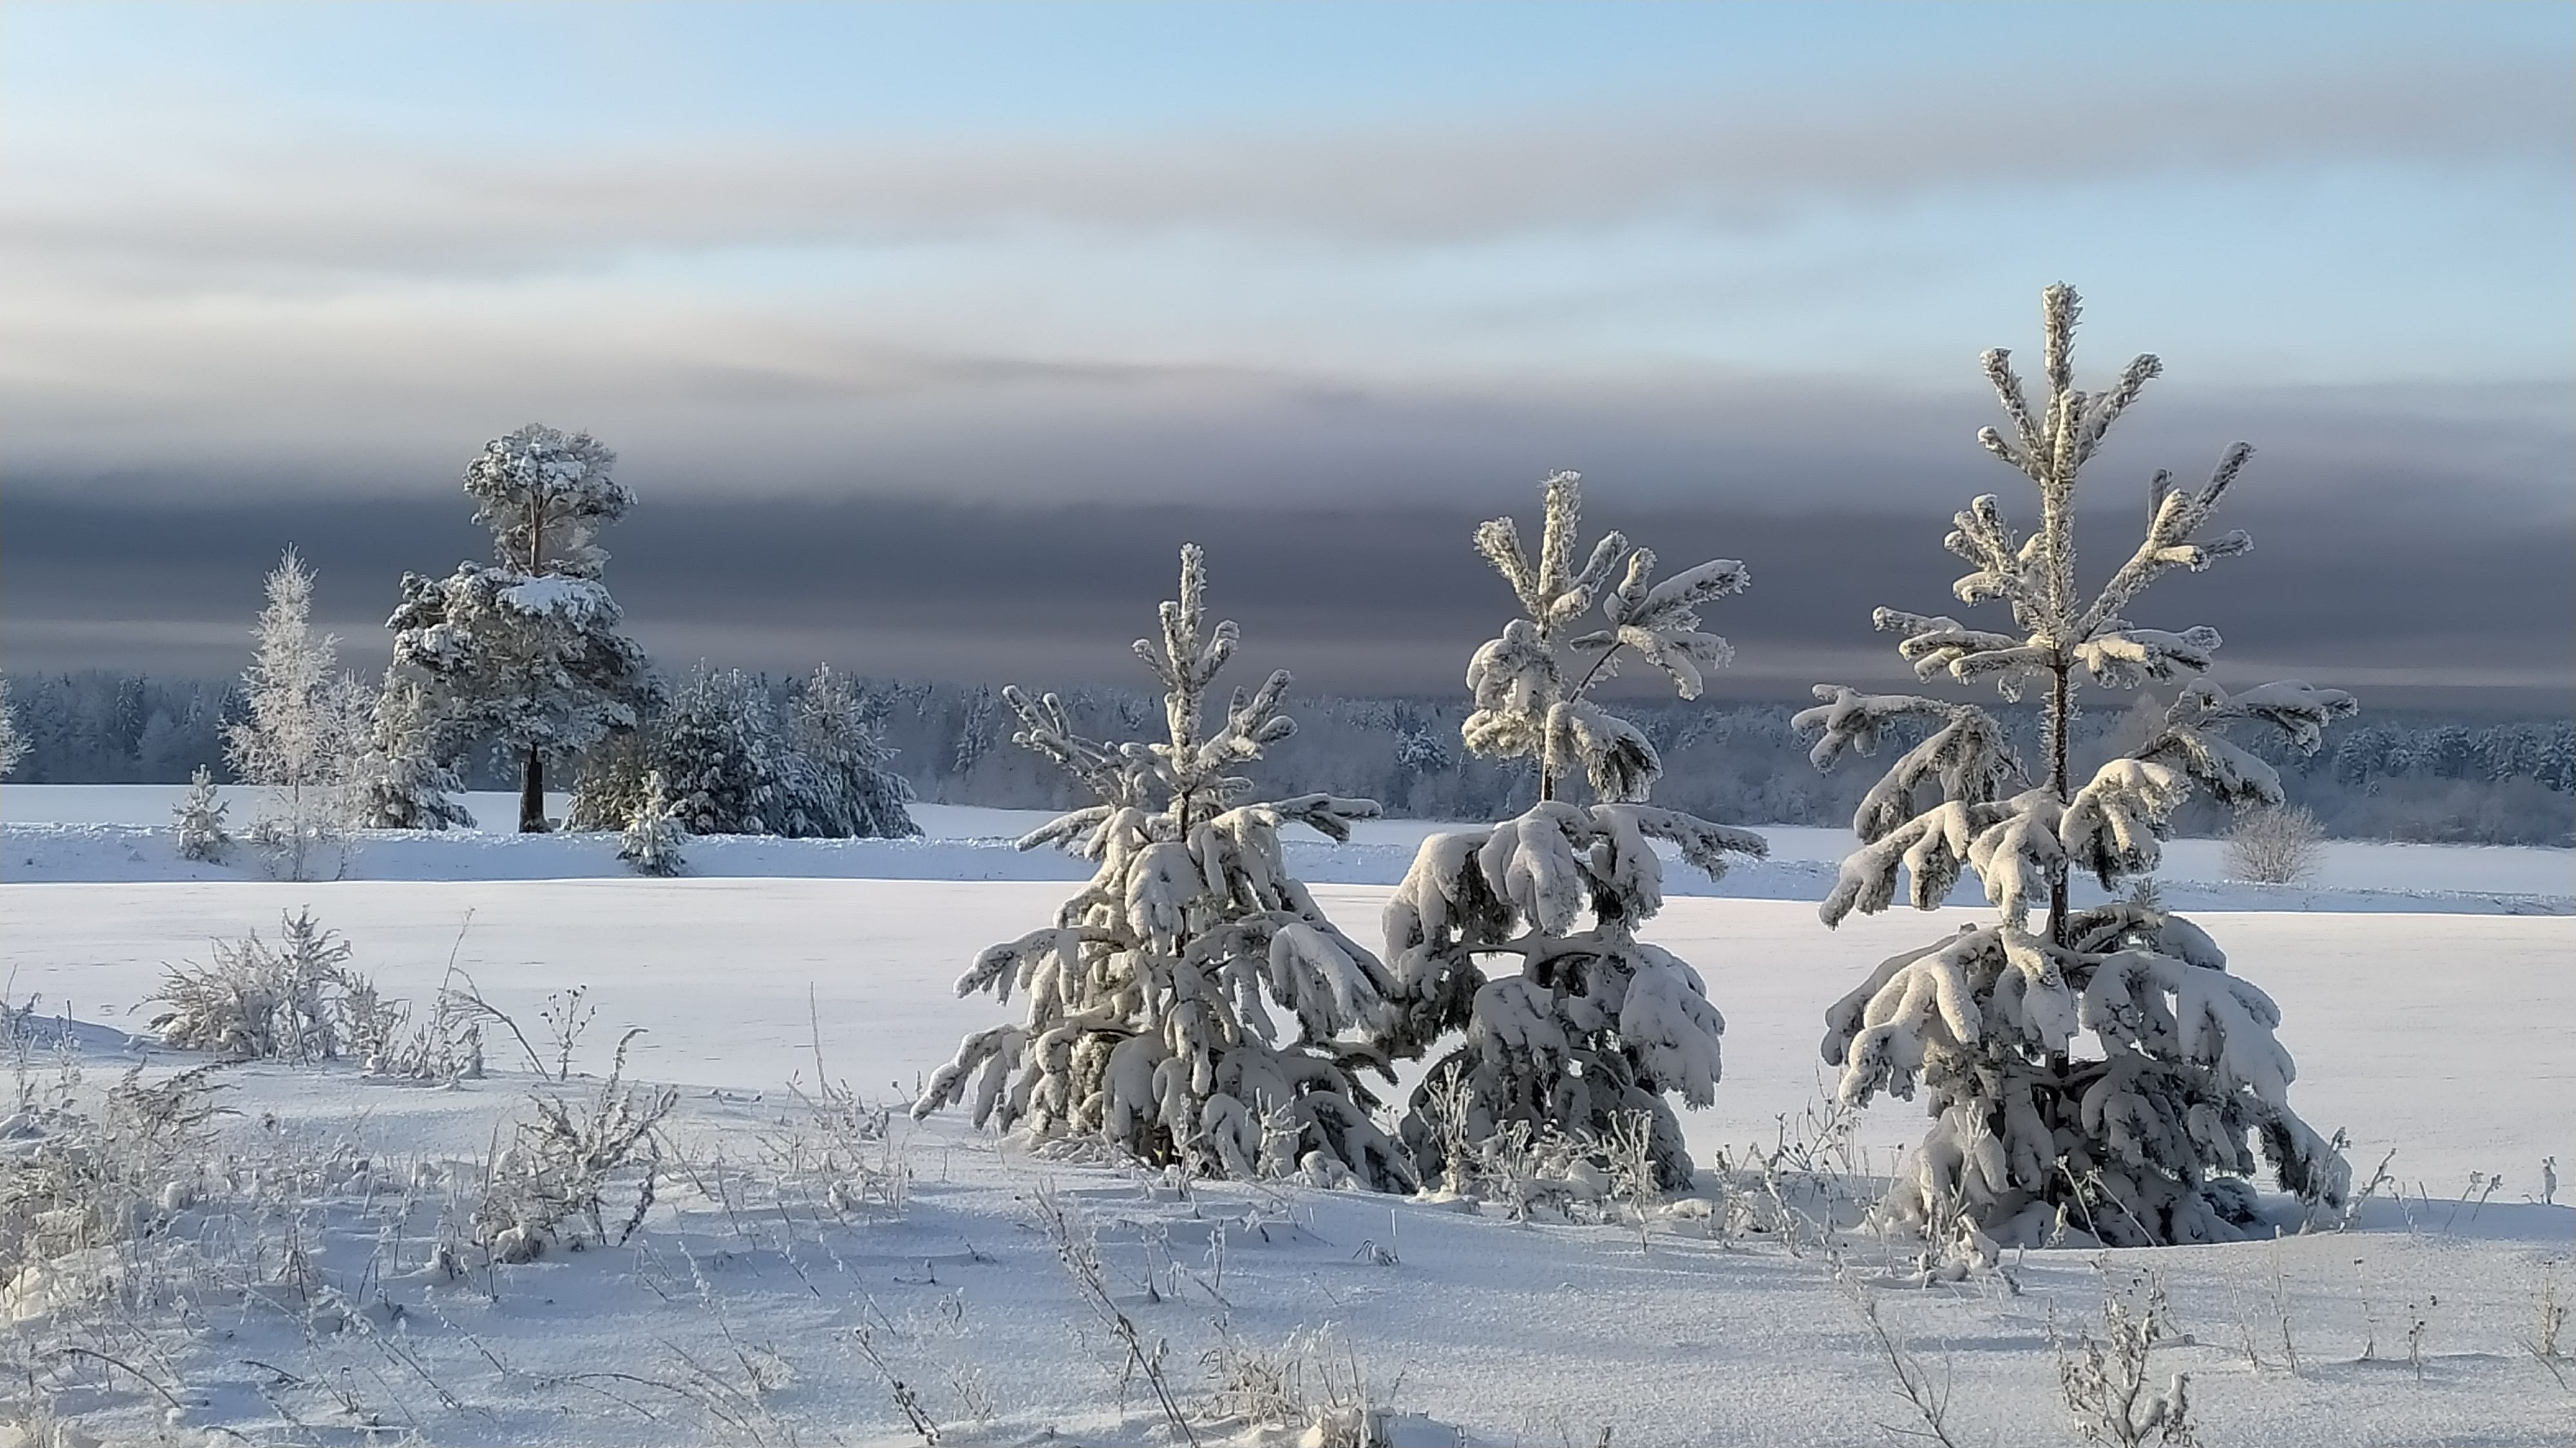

[172,765,232,863]
[618,768,688,876]
[350,672,475,830]
[388,424,657,832]
[913,546,1414,1190]
[0,677,26,778]
[227,549,366,881]
[658,665,789,835]
[781,664,920,839]
[1378,472,1767,1191]
[1799,285,2358,1248]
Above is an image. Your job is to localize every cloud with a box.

[6,56,2564,288]
[6,490,2566,706]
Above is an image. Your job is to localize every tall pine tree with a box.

[388,424,658,831]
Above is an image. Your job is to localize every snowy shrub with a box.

[0,676,26,778]
[171,764,232,863]
[1800,285,2355,1248]
[2223,805,2325,885]
[1379,472,1766,1191]
[389,423,659,832]
[227,549,368,881]
[472,1030,676,1262]
[348,672,474,830]
[618,767,689,876]
[147,909,388,1063]
[913,545,1416,1190]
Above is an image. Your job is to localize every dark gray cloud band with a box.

[7,486,2566,708]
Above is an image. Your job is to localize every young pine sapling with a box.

[1379,471,1768,1192]
[1800,285,2356,1248]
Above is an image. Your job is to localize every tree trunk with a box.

[519,745,547,833]
[2047,658,2071,948]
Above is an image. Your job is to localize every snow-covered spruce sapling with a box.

[1799,284,2356,1248]
[1379,470,1767,1192]
[387,423,658,832]
[349,672,474,830]
[655,665,790,836]
[172,765,233,864]
[618,767,688,877]
[782,663,920,839]
[227,548,368,881]
[913,545,1415,1190]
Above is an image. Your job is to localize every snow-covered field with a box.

[7,785,2569,913]
[4,841,2573,1443]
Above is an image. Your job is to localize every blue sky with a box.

[1,3,2569,691]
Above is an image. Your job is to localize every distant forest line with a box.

[6,668,2570,847]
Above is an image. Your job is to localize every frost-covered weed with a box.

[2224,804,2325,885]
[1206,1324,1428,1447]
[472,1030,677,1262]
[1836,1263,1965,1448]
[2055,1267,2200,1447]
[1031,1183,1196,1443]
[0,1066,224,1310]
[147,910,389,1064]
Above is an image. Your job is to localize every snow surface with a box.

[1,878,2569,1445]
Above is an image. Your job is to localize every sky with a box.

[3,1,2570,706]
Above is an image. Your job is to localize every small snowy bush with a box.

[618,767,689,876]
[171,764,232,863]
[914,545,1414,1190]
[147,910,388,1063]
[1379,472,1767,1192]
[2224,805,2325,885]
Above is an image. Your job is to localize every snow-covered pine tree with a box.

[618,768,688,876]
[227,549,367,881]
[913,545,1414,1190]
[388,424,658,832]
[1797,285,2358,1248]
[0,677,26,778]
[1378,472,1767,1191]
[350,672,475,830]
[657,665,789,836]
[782,664,920,839]
[173,764,232,862]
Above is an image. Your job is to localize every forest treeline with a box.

[8,667,2569,846]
